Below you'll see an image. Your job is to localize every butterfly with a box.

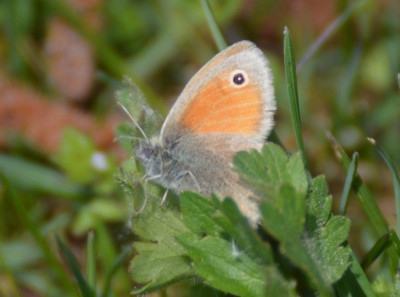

[132,40,275,226]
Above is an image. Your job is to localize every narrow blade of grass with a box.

[361,232,391,269]
[283,27,308,170]
[340,152,359,215]
[367,137,400,234]
[200,0,227,51]
[389,229,400,258]
[56,235,94,297]
[86,231,96,293]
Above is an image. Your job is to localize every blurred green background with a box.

[0,0,399,296]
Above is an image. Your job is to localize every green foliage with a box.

[127,143,351,296]
[129,196,193,294]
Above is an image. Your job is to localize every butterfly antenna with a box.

[117,101,149,142]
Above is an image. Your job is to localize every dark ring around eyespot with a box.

[230,70,249,88]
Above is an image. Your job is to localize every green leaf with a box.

[218,198,273,265]
[260,184,306,240]
[234,143,351,295]
[129,198,193,294]
[176,233,295,297]
[181,192,274,265]
[304,176,352,285]
[234,143,308,201]
[180,191,224,236]
[306,176,332,234]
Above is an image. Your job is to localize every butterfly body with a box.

[135,41,275,225]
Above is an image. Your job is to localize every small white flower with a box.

[91,152,108,171]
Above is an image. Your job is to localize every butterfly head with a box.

[135,138,164,178]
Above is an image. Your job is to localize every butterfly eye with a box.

[230,70,249,88]
[143,147,153,158]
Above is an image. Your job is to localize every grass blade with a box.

[200,0,227,50]
[56,235,94,297]
[340,152,359,215]
[367,137,400,234]
[389,229,400,258]
[361,232,390,269]
[283,27,308,170]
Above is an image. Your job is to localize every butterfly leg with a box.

[177,170,201,192]
[132,174,162,217]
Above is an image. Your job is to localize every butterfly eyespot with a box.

[230,70,249,88]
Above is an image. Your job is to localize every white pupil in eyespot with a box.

[233,73,245,85]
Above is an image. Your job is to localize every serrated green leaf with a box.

[234,143,351,295]
[180,192,273,265]
[303,176,351,286]
[307,176,332,234]
[130,241,192,291]
[284,151,308,195]
[180,191,223,236]
[234,149,270,184]
[129,198,193,294]
[323,216,350,245]
[260,143,289,183]
[260,184,305,240]
[281,238,333,296]
[234,143,308,202]
[218,198,273,265]
[311,216,351,284]
[176,233,295,297]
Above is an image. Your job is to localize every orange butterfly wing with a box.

[181,69,264,135]
[160,41,275,145]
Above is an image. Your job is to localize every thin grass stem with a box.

[200,0,228,50]
[340,152,359,215]
[283,27,309,170]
